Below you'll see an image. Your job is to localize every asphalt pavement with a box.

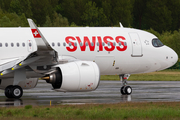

[0,80,180,107]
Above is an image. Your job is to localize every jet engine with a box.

[42,61,100,92]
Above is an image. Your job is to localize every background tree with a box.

[81,1,109,26]
[142,0,172,33]
[30,0,55,26]
[102,0,112,25]
[52,12,69,27]
[19,0,32,18]
[43,16,52,27]
[166,0,180,31]
[43,13,69,27]
[0,9,28,27]
[59,0,88,25]
[132,0,147,29]
[0,0,179,32]
[0,0,11,12]
[110,0,133,27]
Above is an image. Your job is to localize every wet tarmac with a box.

[0,80,180,107]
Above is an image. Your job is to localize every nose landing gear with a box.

[119,74,132,95]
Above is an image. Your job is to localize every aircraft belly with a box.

[108,57,151,75]
[95,56,115,74]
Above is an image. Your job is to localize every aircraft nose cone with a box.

[158,46,178,71]
[171,49,178,66]
[165,48,178,67]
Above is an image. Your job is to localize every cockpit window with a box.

[152,38,164,47]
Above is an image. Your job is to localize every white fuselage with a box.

[0,27,178,77]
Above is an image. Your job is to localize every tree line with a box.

[0,0,180,68]
[0,0,179,32]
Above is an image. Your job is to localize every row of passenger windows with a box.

[0,43,31,47]
[51,42,127,47]
[0,42,126,48]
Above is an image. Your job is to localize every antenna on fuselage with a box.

[119,22,123,28]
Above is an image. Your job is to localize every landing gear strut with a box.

[119,74,132,95]
[5,85,23,99]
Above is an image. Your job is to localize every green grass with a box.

[101,69,180,81]
[1,102,180,120]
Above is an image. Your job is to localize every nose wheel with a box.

[5,85,23,99]
[119,74,132,95]
[120,86,132,95]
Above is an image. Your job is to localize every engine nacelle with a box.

[44,61,100,92]
[0,78,38,89]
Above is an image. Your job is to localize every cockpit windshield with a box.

[152,38,164,47]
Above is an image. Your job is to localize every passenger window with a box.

[102,42,105,46]
[29,43,32,47]
[17,43,20,47]
[0,43,2,47]
[85,42,88,46]
[5,43,8,47]
[124,42,127,46]
[97,42,99,46]
[119,42,121,46]
[52,42,55,47]
[69,42,72,46]
[80,42,83,46]
[63,42,66,46]
[57,42,60,47]
[74,42,77,47]
[152,38,164,47]
[108,42,110,46]
[113,42,116,46]
[22,43,25,47]
[11,43,14,47]
[91,42,94,46]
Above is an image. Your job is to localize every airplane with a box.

[0,19,177,99]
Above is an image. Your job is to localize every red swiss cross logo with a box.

[31,29,41,38]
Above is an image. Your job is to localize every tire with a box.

[5,85,13,98]
[125,86,132,95]
[11,85,23,99]
[120,86,126,95]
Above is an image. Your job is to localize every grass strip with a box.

[101,69,180,81]
[1,102,180,120]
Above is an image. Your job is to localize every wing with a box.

[1,19,59,76]
[27,19,58,66]
[27,19,53,51]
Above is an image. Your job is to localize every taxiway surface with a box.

[0,80,180,107]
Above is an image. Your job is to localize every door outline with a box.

[129,33,143,57]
